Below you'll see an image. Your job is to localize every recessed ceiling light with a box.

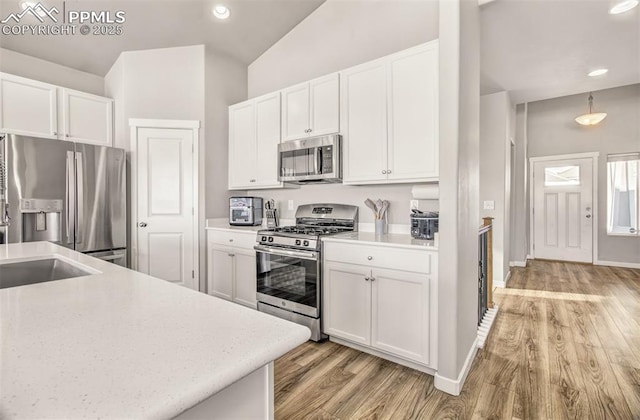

[213,4,230,20]
[588,68,609,77]
[609,0,639,14]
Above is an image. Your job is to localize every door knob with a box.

[138,222,148,227]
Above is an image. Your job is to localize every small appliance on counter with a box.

[264,199,279,228]
[410,209,439,240]
[229,196,263,226]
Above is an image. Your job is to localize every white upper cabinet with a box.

[254,93,282,188]
[228,92,282,190]
[61,89,113,146]
[0,73,58,139]
[0,73,114,146]
[341,61,388,183]
[282,73,339,141]
[341,41,439,185]
[387,44,439,181]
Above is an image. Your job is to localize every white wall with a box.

[0,48,104,96]
[480,91,514,286]
[245,0,440,224]
[525,83,640,264]
[248,0,439,98]
[435,0,480,394]
[105,45,206,284]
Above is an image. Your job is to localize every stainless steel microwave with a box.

[278,135,342,184]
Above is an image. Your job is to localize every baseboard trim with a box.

[434,336,479,396]
[594,260,640,269]
[328,337,436,376]
[509,260,527,267]
[494,271,511,288]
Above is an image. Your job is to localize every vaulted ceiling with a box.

[1,0,638,104]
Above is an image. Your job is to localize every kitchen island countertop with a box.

[0,241,310,419]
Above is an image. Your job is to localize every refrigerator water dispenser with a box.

[20,199,63,243]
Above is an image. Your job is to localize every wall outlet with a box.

[483,200,495,210]
[288,200,294,211]
[410,200,419,211]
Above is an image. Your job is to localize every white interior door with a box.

[136,127,196,289]
[533,157,594,263]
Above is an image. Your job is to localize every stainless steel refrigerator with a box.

[0,134,126,266]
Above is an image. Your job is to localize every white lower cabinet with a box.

[323,241,437,369]
[207,229,257,309]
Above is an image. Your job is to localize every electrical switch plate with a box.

[483,200,495,210]
[410,200,419,211]
[288,200,294,211]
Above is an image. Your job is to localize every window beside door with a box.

[607,153,639,236]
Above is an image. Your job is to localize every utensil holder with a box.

[375,219,386,236]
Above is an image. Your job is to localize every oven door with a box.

[254,244,320,318]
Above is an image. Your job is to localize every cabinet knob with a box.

[138,222,147,228]
[370,277,376,282]
[382,170,387,174]
[387,169,392,174]
[229,238,234,242]
[228,253,235,257]
[65,134,70,138]
[367,256,373,260]
[364,276,370,281]
[53,132,58,136]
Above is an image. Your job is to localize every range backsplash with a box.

[246,183,438,225]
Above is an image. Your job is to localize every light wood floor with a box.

[274,260,640,419]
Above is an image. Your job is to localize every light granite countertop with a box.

[323,231,438,251]
[0,241,310,419]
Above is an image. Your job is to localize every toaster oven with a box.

[229,197,263,226]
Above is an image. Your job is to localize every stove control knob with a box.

[268,237,274,242]
[261,236,267,242]
[303,240,309,247]
[295,239,301,246]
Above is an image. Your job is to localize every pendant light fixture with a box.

[575,92,607,126]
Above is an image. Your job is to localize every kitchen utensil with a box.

[380,200,389,219]
[365,199,377,216]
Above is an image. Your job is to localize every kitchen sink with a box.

[0,257,96,289]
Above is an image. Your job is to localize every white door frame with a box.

[129,118,201,289]
[529,152,599,262]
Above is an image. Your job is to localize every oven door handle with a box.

[254,245,318,261]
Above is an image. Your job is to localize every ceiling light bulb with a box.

[588,69,608,77]
[609,0,639,14]
[213,5,230,20]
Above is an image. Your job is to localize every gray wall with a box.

[511,103,529,263]
[480,91,514,285]
[204,49,248,219]
[436,0,480,390]
[245,0,440,225]
[526,83,640,264]
[248,0,439,98]
[0,48,104,96]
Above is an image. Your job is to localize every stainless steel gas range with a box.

[254,203,358,341]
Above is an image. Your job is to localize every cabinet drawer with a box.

[207,229,257,249]
[324,242,431,274]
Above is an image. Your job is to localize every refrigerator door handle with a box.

[66,151,75,244]
[75,151,84,244]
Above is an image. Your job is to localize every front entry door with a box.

[533,157,594,263]
[135,127,196,289]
